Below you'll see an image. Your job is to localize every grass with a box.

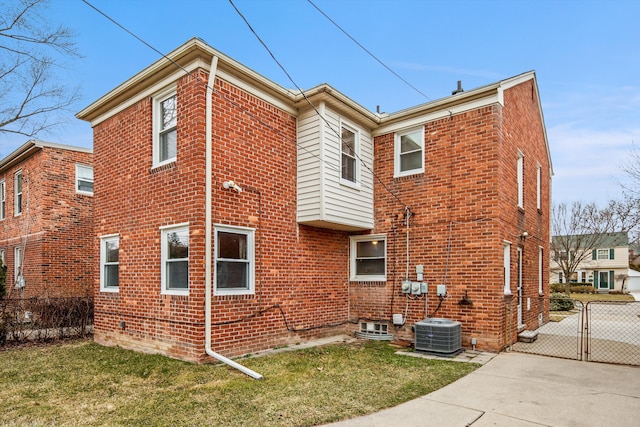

[0,339,478,426]
[570,293,635,302]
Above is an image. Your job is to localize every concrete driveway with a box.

[324,352,640,427]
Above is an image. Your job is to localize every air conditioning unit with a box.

[414,318,462,355]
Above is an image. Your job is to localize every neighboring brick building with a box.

[0,140,94,299]
[77,38,551,362]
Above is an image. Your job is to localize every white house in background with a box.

[551,232,630,292]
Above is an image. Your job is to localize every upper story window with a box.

[14,170,22,216]
[100,235,119,292]
[395,127,424,177]
[161,224,189,295]
[350,235,386,281]
[536,163,542,210]
[595,248,614,260]
[153,88,177,167]
[75,164,94,195]
[341,123,358,184]
[0,179,5,220]
[214,225,255,295]
[517,151,524,209]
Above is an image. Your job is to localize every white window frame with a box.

[161,224,190,295]
[214,224,255,296]
[100,234,120,292]
[597,248,610,260]
[340,120,359,187]
[504,241,511,295]
[536,163,541,210]
[350,234,387,282]
[75,164,94,196]
[0,249,4,265]
[14,246,21,284]
[14,170,22,216]
[517,151,524,209]
[394,127,424,177]
[152,87,178,168]
[538,246,543,294]
[0,179,5,220]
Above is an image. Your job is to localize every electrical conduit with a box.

[204,55,263,380]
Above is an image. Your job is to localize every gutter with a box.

[204,55,263,380]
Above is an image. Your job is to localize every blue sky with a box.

[2,0,639,205]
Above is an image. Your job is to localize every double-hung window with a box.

[0,179,5,219]
[153,89,177,167]
[100,235,119,292]
[75,164,94,195]
[596,248,613,260]
[341,123,358,184]
[14,170,22,216]
[517,151,524,209]
[395,127,424,177]
[350,235,386,281]
[161,224,189,294]
[214,225,255,295]
[14,246,22,287]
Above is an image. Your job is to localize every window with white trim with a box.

[341,122,358,184]
[14,170,23,216]
[517,151,524,208]
[350,235,386,281]
[0,179,5,219]
[538,247,543,294]
[14,246,21,284]
[100,235,119,292]
[536,163,541,210]
[161,224,189,294]
[597,248,611,260]
[215,225,255,295]
[75,164,94,195]
[395,127,424,177]
[504,242,511,294]
[153,89,177,167]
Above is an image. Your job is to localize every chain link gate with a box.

[511,298,640,366]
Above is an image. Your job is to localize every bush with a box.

[570,285,595,294]
[550,283,565,293]
[550,293,575,311]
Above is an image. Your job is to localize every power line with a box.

[307,0,432,102]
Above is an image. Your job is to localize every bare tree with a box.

[0,0,80,139]
[621,143,640,198]
[551,200,640,295]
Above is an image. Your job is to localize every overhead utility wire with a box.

[307,0,432,102]
[228,0,408,209]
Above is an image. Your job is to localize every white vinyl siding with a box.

[296,104,374,231]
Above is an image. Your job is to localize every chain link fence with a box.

[0,296,93,346]
[512,297,640,366]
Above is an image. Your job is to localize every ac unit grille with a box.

[414,318,462,355]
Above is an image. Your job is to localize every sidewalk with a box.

[323,351,640,426]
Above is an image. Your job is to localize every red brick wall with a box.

[352,79,550,352]
[93,71,350,362]
[0,147,93,298]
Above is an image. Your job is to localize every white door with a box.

[517,247,523,327]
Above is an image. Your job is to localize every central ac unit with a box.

[414,318,462,355]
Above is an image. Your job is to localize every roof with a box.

[0,140,93,173]
[552,232,629,248]
[76,38,552,173]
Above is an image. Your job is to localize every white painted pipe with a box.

[204,54,263,380]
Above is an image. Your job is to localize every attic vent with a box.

[355,322,393,341]
[415,318,462,355]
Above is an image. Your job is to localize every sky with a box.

[1,0,639,205]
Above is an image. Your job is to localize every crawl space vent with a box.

[356,322,393,341]
[414,318,462,355]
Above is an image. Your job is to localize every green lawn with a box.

[570,293,636,302]
[0,339,478,426]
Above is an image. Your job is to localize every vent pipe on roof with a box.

[452,80,464,95]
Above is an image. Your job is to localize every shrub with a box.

[0,260,6,300]
[570,285,595,294]
[550,283,565,293]
[550,293,575,311]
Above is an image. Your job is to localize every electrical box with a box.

[416,264,424,281]
[420,282,428,294]
[411,282,421,295]
[401,280,411,294]
[437,284,446,297]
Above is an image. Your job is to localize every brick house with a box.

[0,140,94,299]
[77,38,551,362]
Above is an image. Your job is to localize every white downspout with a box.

[204,55,263,380]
